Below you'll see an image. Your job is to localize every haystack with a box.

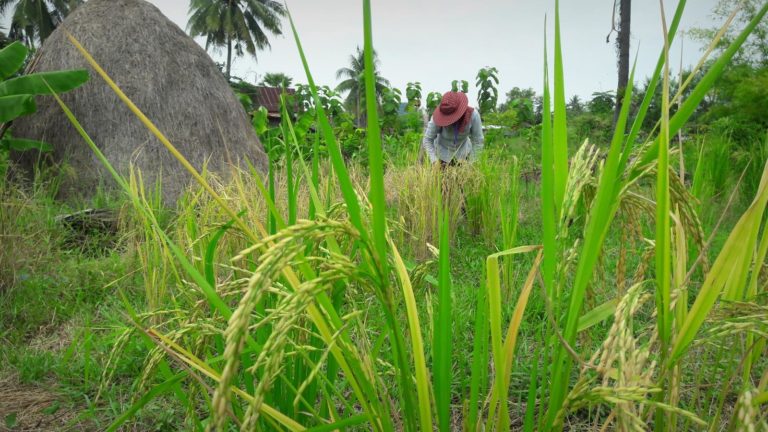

[11,0,268,202]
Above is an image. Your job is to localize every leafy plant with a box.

[37,1,768,431]
[379,86,401,132]
[425,91,441,115]
[475,66,499,114]
[587,90,615,114]
[405,81,421,108]
[187,0,285,80]
[0,41,88,176]
[451,79,468,93]
[500,86,537,126]
[335,46,390,125]
[1,0,81,45]
[259,72,292,88]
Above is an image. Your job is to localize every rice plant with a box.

[38,0,768,430]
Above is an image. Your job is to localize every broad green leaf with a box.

[0,70,89,97]
[2,138,53,152]
[252,106,269,135]
[0,94,36,122]
[4,413,17,429]
[0,42,27,79]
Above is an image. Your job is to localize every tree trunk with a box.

[614,0,631,125]
[226,37,232,81]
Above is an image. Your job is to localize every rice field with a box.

[2,1,768,431]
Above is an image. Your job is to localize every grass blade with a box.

[434,205,452,432]
[670,160,768,364]
[362,0,388,278]
[552,0,568,213]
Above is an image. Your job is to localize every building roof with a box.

[250,86,296,113]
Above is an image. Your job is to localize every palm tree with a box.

[0,27,9,48]
[187,0,285,81]
[611,0,631,124]
[0,0,81,47]
[335,46,389,125]
[260,72,292,89]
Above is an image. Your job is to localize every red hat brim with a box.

[433,92,468,127]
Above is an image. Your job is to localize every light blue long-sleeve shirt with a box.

[421,110,484,163]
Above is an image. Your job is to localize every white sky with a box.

[144,0,722,104]
[4,1,725,103]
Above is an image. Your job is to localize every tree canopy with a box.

[187,0,285,80]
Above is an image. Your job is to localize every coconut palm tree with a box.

[610,0,631,124]
[0,0,81,47]
[335,46,389,126]
[0,27,9,48]
[187,0,285,81]
[260,72,292,89]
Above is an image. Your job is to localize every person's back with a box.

[422,91,484,165]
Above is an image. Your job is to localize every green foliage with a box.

[6,1,768,431]
[569,112,613,145]
[0,0,81,45]
[398,108,424,133]
[379,86,402,132]
[335,46,390,125]
[425,91,441,115]
[252,106,269,135]
[689,0,768,66]
[0,41,88,178]
[405,81,422,107]
[294,83,313,111]
[566,94,584,115]
[260,72,292,88]
[316,85,346,122]
[702,64,768,143]
[234,91,253,112]
[500,87,537,126]
[475,66,499,114]
[451,79,469,93]
[482,109,519,144]
[187,0,285,78]
[587,90,615,114]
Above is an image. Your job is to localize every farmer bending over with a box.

[422,91,484,166]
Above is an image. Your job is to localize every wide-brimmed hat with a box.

[433,91,469,127]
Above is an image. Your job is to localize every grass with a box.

[1,0,768,431]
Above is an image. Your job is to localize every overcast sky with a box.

[145,0,723,104]
[5,1,726,103]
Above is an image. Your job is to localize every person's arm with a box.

[422,117,439,163]
[469,111,485,162]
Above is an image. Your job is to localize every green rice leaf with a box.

[105,373,187,432]
[434,205,452,432]
[552,0,568,213]
[577,299,618,332]
[286,7,367,242]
